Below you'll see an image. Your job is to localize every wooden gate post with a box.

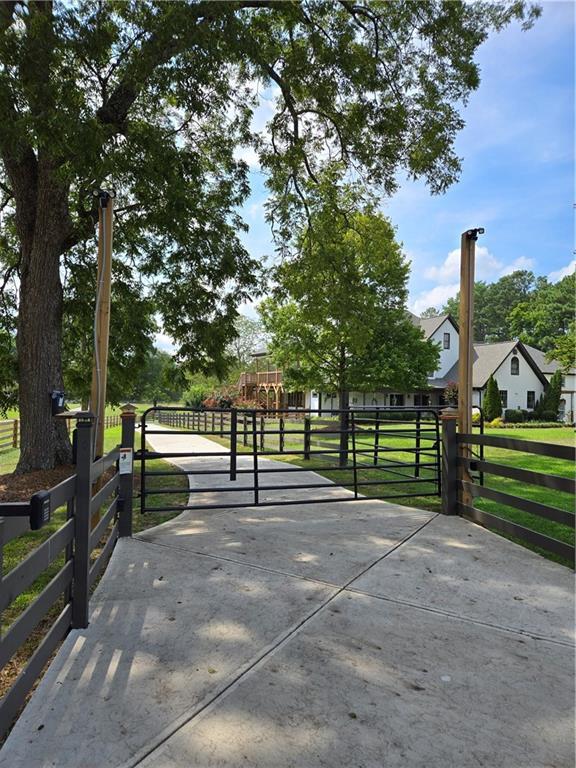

[458,228,483,508]
[72,414,94,629]
[118,404,136,538]
[441,408,458,515]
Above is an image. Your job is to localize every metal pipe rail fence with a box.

[0,409,136,740]
[442,419,575,565]
[140,406,442,513]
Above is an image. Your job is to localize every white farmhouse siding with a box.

[524,345,576,423]
[490,349,546,412]
[428,317,459,378]
[558,373,576,422]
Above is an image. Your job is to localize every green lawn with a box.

[204,417,574,566]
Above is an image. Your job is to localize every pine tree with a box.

[483,375,503,421]
[542,370,563,417]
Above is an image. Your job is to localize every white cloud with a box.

[424,246,535,284]
[233,145,260,169]
[499,255,535,276]
[548,259,575,282]
[155,332,176,354]
[410,247,537,315]
[410,283,460,315]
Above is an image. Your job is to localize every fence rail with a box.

[442,418,575,565]
[0,421,18,452]
[0,409,136,740]
[0,415,122,455]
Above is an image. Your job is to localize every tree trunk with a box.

[15,166,72,472]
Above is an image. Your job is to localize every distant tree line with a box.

[421,270,575,370]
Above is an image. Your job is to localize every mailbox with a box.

[30,491,51,530]
[51,390,66,415]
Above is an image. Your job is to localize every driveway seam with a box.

[121,514,438,767]
[136,521,574,648]
[343,587,575,648]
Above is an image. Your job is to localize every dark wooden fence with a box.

[0,421,18,452]
[0,415,122,455]
[0,409,136,739]
[442,416,575,565]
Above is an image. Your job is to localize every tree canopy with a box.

[546,321,575,373]
[508,273,575,352]
[260,177,439,408]
[0,0,540,470]
[442,270,535,343]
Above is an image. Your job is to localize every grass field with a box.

[203,416,574,566]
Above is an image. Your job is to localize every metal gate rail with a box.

[137,406,442,513]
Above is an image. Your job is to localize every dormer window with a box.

[443,332,450,350]
[511,356,519,375]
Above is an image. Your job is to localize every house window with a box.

[527,391,535,409]
[389,394,405,406]
[443,332,450,349]
[499,390,508,408]
[511,356,519,375]
[414,394,431,406]
[371,398,378,405]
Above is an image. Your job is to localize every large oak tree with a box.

[0,0,538,470]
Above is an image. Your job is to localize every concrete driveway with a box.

[1,429,573,768]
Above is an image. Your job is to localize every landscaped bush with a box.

[488,417,503,427]
[504,409,526,423]
[185,385,209,409]
[471,410,481,424]
[541,410,558,422]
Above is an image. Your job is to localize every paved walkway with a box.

[1,429,574,767]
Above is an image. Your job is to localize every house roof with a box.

[443,340,549,389]
[523,344,576,376]
[417,314,456,339]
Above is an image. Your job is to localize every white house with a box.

[244,313,571,421]
[442,339,548,413]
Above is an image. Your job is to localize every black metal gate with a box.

[137,406,442,514]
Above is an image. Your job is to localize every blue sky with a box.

[237,0,574,317]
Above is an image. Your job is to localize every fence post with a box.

[415,410,421,478]
[243,414,248,446]
[230,409,237,481]
[12,419,18,448]
[260,416,265,452]
[441,409,458,516]
[303,416,311,460]
[72,414,94,629]
[350,411,358,498]
[373,412,379,466]
[118,404,136,538]
[279,415,285,453]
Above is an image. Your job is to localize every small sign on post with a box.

[118,447,133,475]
